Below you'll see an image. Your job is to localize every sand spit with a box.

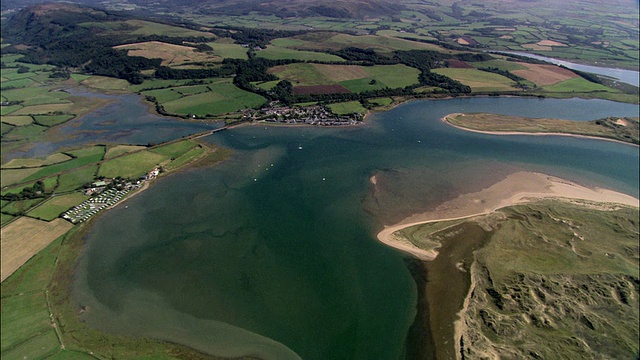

[376,171,639,259]
[441,114,637,146]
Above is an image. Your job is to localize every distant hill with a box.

[1,0,406,19]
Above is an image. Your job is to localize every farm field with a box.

[269,63,421,94]
[104,145,147,159]
[98,150,167,179]
[542,77,619,93]
[159,79,267,116]
[257,46,345,62]
[3,153,72,169]
[511,63,579,86]
[114,41,221,67]
[432,68,519,92]
[327,101,367,115]
[56,166,99,192]
[27,193,90,221]
[1,217,72,281]
[207,39,250,60]
[272,33,451,53]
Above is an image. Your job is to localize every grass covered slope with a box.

[443,113,640,145]
[396,200,639,359]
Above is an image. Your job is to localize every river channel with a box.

[71,96,638,359]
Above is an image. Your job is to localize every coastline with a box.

[441,113,638,146]
[377,171,639,360]
[376,171,639,260]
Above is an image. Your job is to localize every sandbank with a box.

[376,171,639,260]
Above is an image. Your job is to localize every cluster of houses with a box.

[63,168,160,224]
[244,104,363,126]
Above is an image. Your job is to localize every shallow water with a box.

[5,88,215,160]
[73,97,639,359]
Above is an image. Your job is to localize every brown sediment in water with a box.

[421,222,492,360]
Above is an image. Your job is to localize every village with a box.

[62,167,160,223]
[243,103,363,126]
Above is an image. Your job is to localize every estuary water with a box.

[72,97,639,359]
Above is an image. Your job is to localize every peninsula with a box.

[378,172,639,359]
[442,113,640,145]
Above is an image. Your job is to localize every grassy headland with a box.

[443,113,640,145]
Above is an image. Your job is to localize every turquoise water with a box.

[73,97,639,359]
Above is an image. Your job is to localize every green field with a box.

[0,168,40,187]
[18,146,105,184]
[33,114,75,127]
[129,79,195,92]
[1,198,44,215]
[432,68,518,92]
[98,150,167,179]
[150,140,197,159]
[542,77,618,93]
[207,40,249,59]
[161,79,266,116]
[269,63,420,91]
[56,166,99,192]
[3,153,72,169]
[143,88,184,103]
[1,116,33,126]
[361,64,420,88]
[163,146,206,171]
[269,63,332,86]
[257,46,345,62]
[104,145,147,159]
[27,193,89,221]
[125,19,216,38]
[328,101,367,115]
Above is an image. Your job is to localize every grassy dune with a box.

[395,200,639,359]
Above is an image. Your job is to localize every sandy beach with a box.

[376,171,639,259]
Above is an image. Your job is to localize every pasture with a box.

[1,116,33,126]
[150,140,198,158]
[98,150,167,179]
[161,79,266,115]
[273,33,450,53]
[27,193,90,221]
[542,77,619,93]
[207,40,249,60]
[3,153,72,169]
[125,19,216,38]
[328,101,367,115]
[105,145,147,159]
[257,46,345,62]
[19,146,105,183]
[1,217,72,281]
[33,115,75,127]
[56,166,99,192]
[432,68,519,92]
[114,41,221,67]
[269,63,420,93]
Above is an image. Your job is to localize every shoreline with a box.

[376,171,639,260]
[376,171,639,359]
[441,113,638,146]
